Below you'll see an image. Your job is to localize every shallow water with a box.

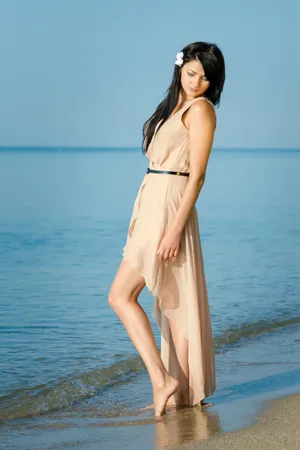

[1,147,300,432]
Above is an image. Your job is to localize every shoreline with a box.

[186,392,300,450]
[1,323,300,449]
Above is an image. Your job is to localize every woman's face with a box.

[180,59,210,99]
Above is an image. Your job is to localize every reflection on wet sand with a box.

[154,405,222,449]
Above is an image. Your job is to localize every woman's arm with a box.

[157,100,216,261]
[170,100,216,233]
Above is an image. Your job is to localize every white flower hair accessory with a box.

[175,51,184,67]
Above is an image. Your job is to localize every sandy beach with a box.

[185,393,300,450]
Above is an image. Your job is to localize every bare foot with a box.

[143,397,212,412]
[141,399,176,411]
[142,394,188,411]
[201,399,213,408]
[153,375,179,417]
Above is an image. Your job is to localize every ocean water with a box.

[0,147,300,435]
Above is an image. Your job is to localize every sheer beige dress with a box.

[122,97,216,406]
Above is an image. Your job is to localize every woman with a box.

[108,41,225,417]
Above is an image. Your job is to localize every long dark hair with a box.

[142,41,226,154]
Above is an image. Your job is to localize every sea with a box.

[1,147,300,449]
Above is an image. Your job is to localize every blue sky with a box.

[0,0,299,148]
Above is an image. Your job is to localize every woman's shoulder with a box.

[185,97,217,129]
[191,97,215,112]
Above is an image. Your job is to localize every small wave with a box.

[214,315,300,350]
[1,315,299,421]
[0,356,144,421]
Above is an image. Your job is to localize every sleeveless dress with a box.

[122,97,216,406]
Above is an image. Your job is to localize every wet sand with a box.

[185,393,300,450]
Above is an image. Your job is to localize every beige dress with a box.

[122,97,216,406]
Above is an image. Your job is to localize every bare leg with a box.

[108,259,179,416]
[167,317,190,406]
[168,320,212,407]
[168,319,211,407]
[143,319,210,410]
[141,318,189,410]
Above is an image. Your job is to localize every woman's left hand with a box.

[157,228,182,261]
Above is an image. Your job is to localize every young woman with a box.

[108,41,225,417]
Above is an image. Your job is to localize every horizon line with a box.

[0,145,300,151]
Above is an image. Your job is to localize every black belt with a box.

[147,168,189,177]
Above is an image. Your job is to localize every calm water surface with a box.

[0,148,299,428]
